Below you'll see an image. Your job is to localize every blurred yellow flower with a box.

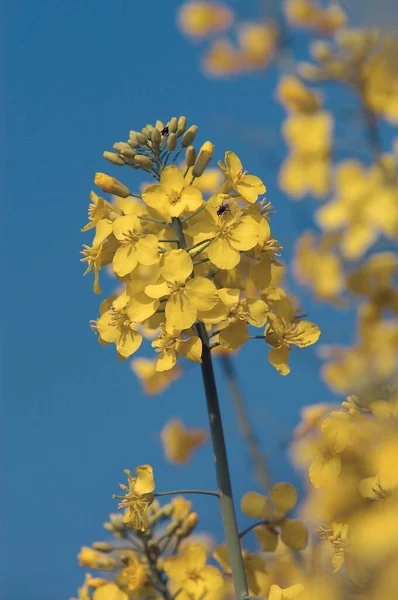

[116,553,148,592]
[78,547,117,570]
[163,544,223,599]
[277,75,321,113]
[178,2,234,38]
[238,22,278,70]
[131,357,181,395]
[285,0,346,35]
[161,418,208,464]
[269,583,304,600]
[93,583,128,600]
[203,39,242,77]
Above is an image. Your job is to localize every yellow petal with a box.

[113,245,138,277]
[166,292,197,332]
[145,279,170,299]
[309,453,341,488]
[93,219,113,246]
[126,292,159,323]
[241,491,269,519]
[225,151,243,178]
[229,218,259,250]
[93,583,129,600]
[162,249,193,282]
[135,235,160,266]
[250,257,272,291]
[280,519,308,550]
[113,214,139,240]
[134,464,155,495]
[116,328,143,358]
[157,348,177,372]
[177,336,203,363]
[268,346,291,375]
[255,525,279,552]
[208,237,240,269]
[180,187,203,212]
[289,321,320,348]
[160,165,184,194]
[246,298,268,327]
[270,482,297,515]
[219,320,248,350]
[185,277,218,310]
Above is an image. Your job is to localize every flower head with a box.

[116,465,155,531]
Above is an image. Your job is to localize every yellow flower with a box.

[96,294,144,359]
[164,544,223,600]
[276,75,321,113]
[116,465,155,531]
[145,249,218,332]
[131,357,181,395]
[363,36,398,124]
[285,0,346,35]
[219,152,266,203]
[269,584,305,600]
[81,192,115,232]
[112,214,160,277]
[78,547,117,570]
[213,545,270,597]
[265,299,320,375]
[152,326,203,371]
[116,553,148,592]
[187,195,261,270]
[279,112,332,199]
[237,22,277,70]
[212,288,268,350]
[203,39,242,78]
[142,166,203,218]
[95,173,130,198]
[319,522,349,571]
[161,418,208,464]
[177,2,234,38]
[93,583,128,600]
[81,237,118,294]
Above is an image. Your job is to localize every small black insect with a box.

[216,202,230,217]
[161,126,169,136]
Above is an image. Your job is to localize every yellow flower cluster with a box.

[284,0,346,35]
[82,117,320,376]
[293,386,398,600]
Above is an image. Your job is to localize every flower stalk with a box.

[171,215,248,600]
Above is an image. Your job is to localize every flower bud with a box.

[128,133,140,148]
[192,141,214,177]
[134,155,153,169]
[135,132,149,145]
[151,127,161,145]
[178,513,199,538]
[95,173,130,198]
[155,120,164,131]
[142,126,152,139]
[167,133,177,151]
[120,147,137,161]
[92,542,113,552]
[185,145,197,167]
[103,151,126,166]
[181,125,198,147]
[113,142,131,153]
[167,117,178,133]
[176,116,187,136]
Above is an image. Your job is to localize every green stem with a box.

[171,216,248,600]
[154,490,219,498]
[187,238,212,252]
[238,519,271,539]
[138,215,170,226]
[220,355,272,492]
[181,203,205,223]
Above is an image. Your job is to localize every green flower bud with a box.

[135,155,153,169]
[113,142,132,153]
[176,116,187,136]
[167,133,177,151]
[155,120,164,131]
[181,125,198,147]
[192,141,214,177]
[151,127,161,145]
[141,126,151,139]
[103,151,125,166]
[167,117,178,133]
[136,132,149,145]
[92,542,113,552]
[185,146,197,167]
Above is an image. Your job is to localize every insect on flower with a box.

[216,201,230,217]
[161,126,169,136]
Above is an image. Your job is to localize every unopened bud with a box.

[155,120,164,131]
[142,126,152,139]
[135,132,149,145]
[185,146,197,167]
[95,173,130,198]
[92,542,113,552]
[103,151,126,166]
[176,116,187,136]
[134,155,153,169]
[181,125,198,147]
[120,147,137,161]
[167,133,177,151]
[167,117,178,133]
[113,142,131,152]
[192,141,214,177]
[178,513,199,538]
[151,127,161,145]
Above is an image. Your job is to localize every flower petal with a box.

[185,277,218,310]
[162,249,193,283]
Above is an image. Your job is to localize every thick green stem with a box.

[220,354,272,492]
[171,216,248,600]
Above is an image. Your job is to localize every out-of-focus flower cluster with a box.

[74,467,312,600]
[81,117,320,377]
[292,385,398,600]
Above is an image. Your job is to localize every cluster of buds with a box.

[81,116,320,376]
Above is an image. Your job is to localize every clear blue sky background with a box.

[2,1,387,599]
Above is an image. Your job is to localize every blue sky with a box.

[2,1,376,599]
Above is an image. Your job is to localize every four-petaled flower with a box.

[116,465,155,531]
[142,165,203,218]
[218,151,266,203]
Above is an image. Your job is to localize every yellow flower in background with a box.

[78,547,117,570]
[116,553,148,592]
[284,0,346,35]
[276,75,321,113]
[279,112,332,199]
[145,249,218,332]
[93,583,128,600]
[363,36,398,124]
[213,545,271,597]
[293,231,344,302]
[177,2,234,38]
[185,166,223,193]
[152,325,203,371]
[142,165,203,218]
[219,151,266,203]
[116,465,155,531]
[319,522,349,571]
[131,357,181,395]
[237,22,278,70]
[203,39,242,77]
[163,544,223,599]
[161,418,208,464]
[269,583,305,600]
